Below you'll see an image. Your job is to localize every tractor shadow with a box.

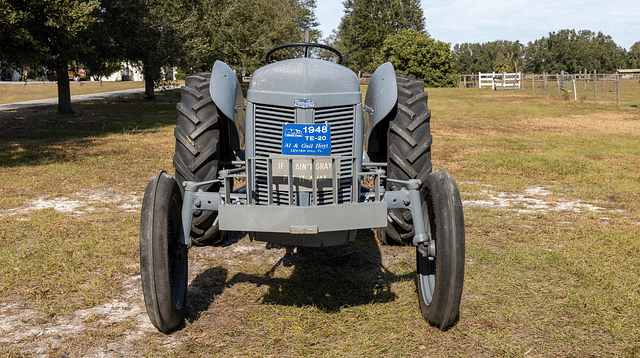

[186,229,415,320]
[185,266,228,323]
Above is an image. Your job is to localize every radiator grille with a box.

[253,103,355,205]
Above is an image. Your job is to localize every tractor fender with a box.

[209,60,245,150]
[209,60,244,122]
[363,62,397,158]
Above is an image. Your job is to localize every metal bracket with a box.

[383,178,432,248]
[386,178,420,190]
[181,180,223,248]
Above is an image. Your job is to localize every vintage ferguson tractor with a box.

[140,43,465,333]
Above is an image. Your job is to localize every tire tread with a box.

[383,76,433,245]
[173,73,223,246]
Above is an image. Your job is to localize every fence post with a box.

[520,72,523,94]
[531,73,535,96]
[616,74,620,107]
[593,70,597,103]
[572,78,577,101]
[543,73,547,96]
[556,75,560,98]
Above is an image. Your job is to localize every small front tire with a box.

[140,171,188,333]
[416,168,465,330]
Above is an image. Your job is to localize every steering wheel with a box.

[265,42,344,65]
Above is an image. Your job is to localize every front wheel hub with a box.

[418,240,436,257]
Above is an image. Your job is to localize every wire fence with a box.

[459,72,640,108]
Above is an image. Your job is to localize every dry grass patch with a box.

[526,111,640,136]
[1,86,640,357]
[0,81,147,104]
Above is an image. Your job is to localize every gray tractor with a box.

[140,42,465,333]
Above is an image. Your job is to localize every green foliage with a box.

[454,41,524,74]
[0,0,100,69]
[336,0,426,73]
[101,0,185,66]
[97,0,187,99]
[453,29,631,75]
[627,41,640,68]
[372,29,457,87]
[181,0,319,73]
[524,29,626,73]
[0,0,320,105]
[0,0,103,113]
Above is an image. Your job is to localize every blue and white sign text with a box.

[282,123,331,155]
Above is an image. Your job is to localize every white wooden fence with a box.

[478,72,522,90]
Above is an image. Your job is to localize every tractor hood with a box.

[247,58,361,108]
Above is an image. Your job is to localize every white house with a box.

[100,62,144,81]
[99,62,177,82]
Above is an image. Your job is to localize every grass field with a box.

[0,81,146,104]
[0,85,639,357]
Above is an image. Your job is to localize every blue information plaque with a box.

[282,123,331,155]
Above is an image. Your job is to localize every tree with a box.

[453,40,524,74]
[524,29,626,73]
[372,28,457,87]
[575,30,625,72]
[0,0,101,114]
[298,0,321,40]
[627,42,640,69]
[99,0,186,100]
[336,0,426,73]
[181,0,319,73]
[452,43,478,74]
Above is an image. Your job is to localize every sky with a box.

[315,0,640,50]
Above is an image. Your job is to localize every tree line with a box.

[329,2,640,86]
[454,30,640,75]
[1,0,638,115]
[0,0,318,114]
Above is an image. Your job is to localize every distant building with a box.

[100,62,143,81]
[0,62,177,82]
[99,62,177,82]
[616,69,640,79]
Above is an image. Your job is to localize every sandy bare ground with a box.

[0,184,625,356]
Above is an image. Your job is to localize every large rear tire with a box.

[384,76,433,245]
[140,171,188,333]
[416,168,465,330]
[173,73,223,246]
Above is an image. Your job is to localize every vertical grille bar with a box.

[315,106,355,204]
